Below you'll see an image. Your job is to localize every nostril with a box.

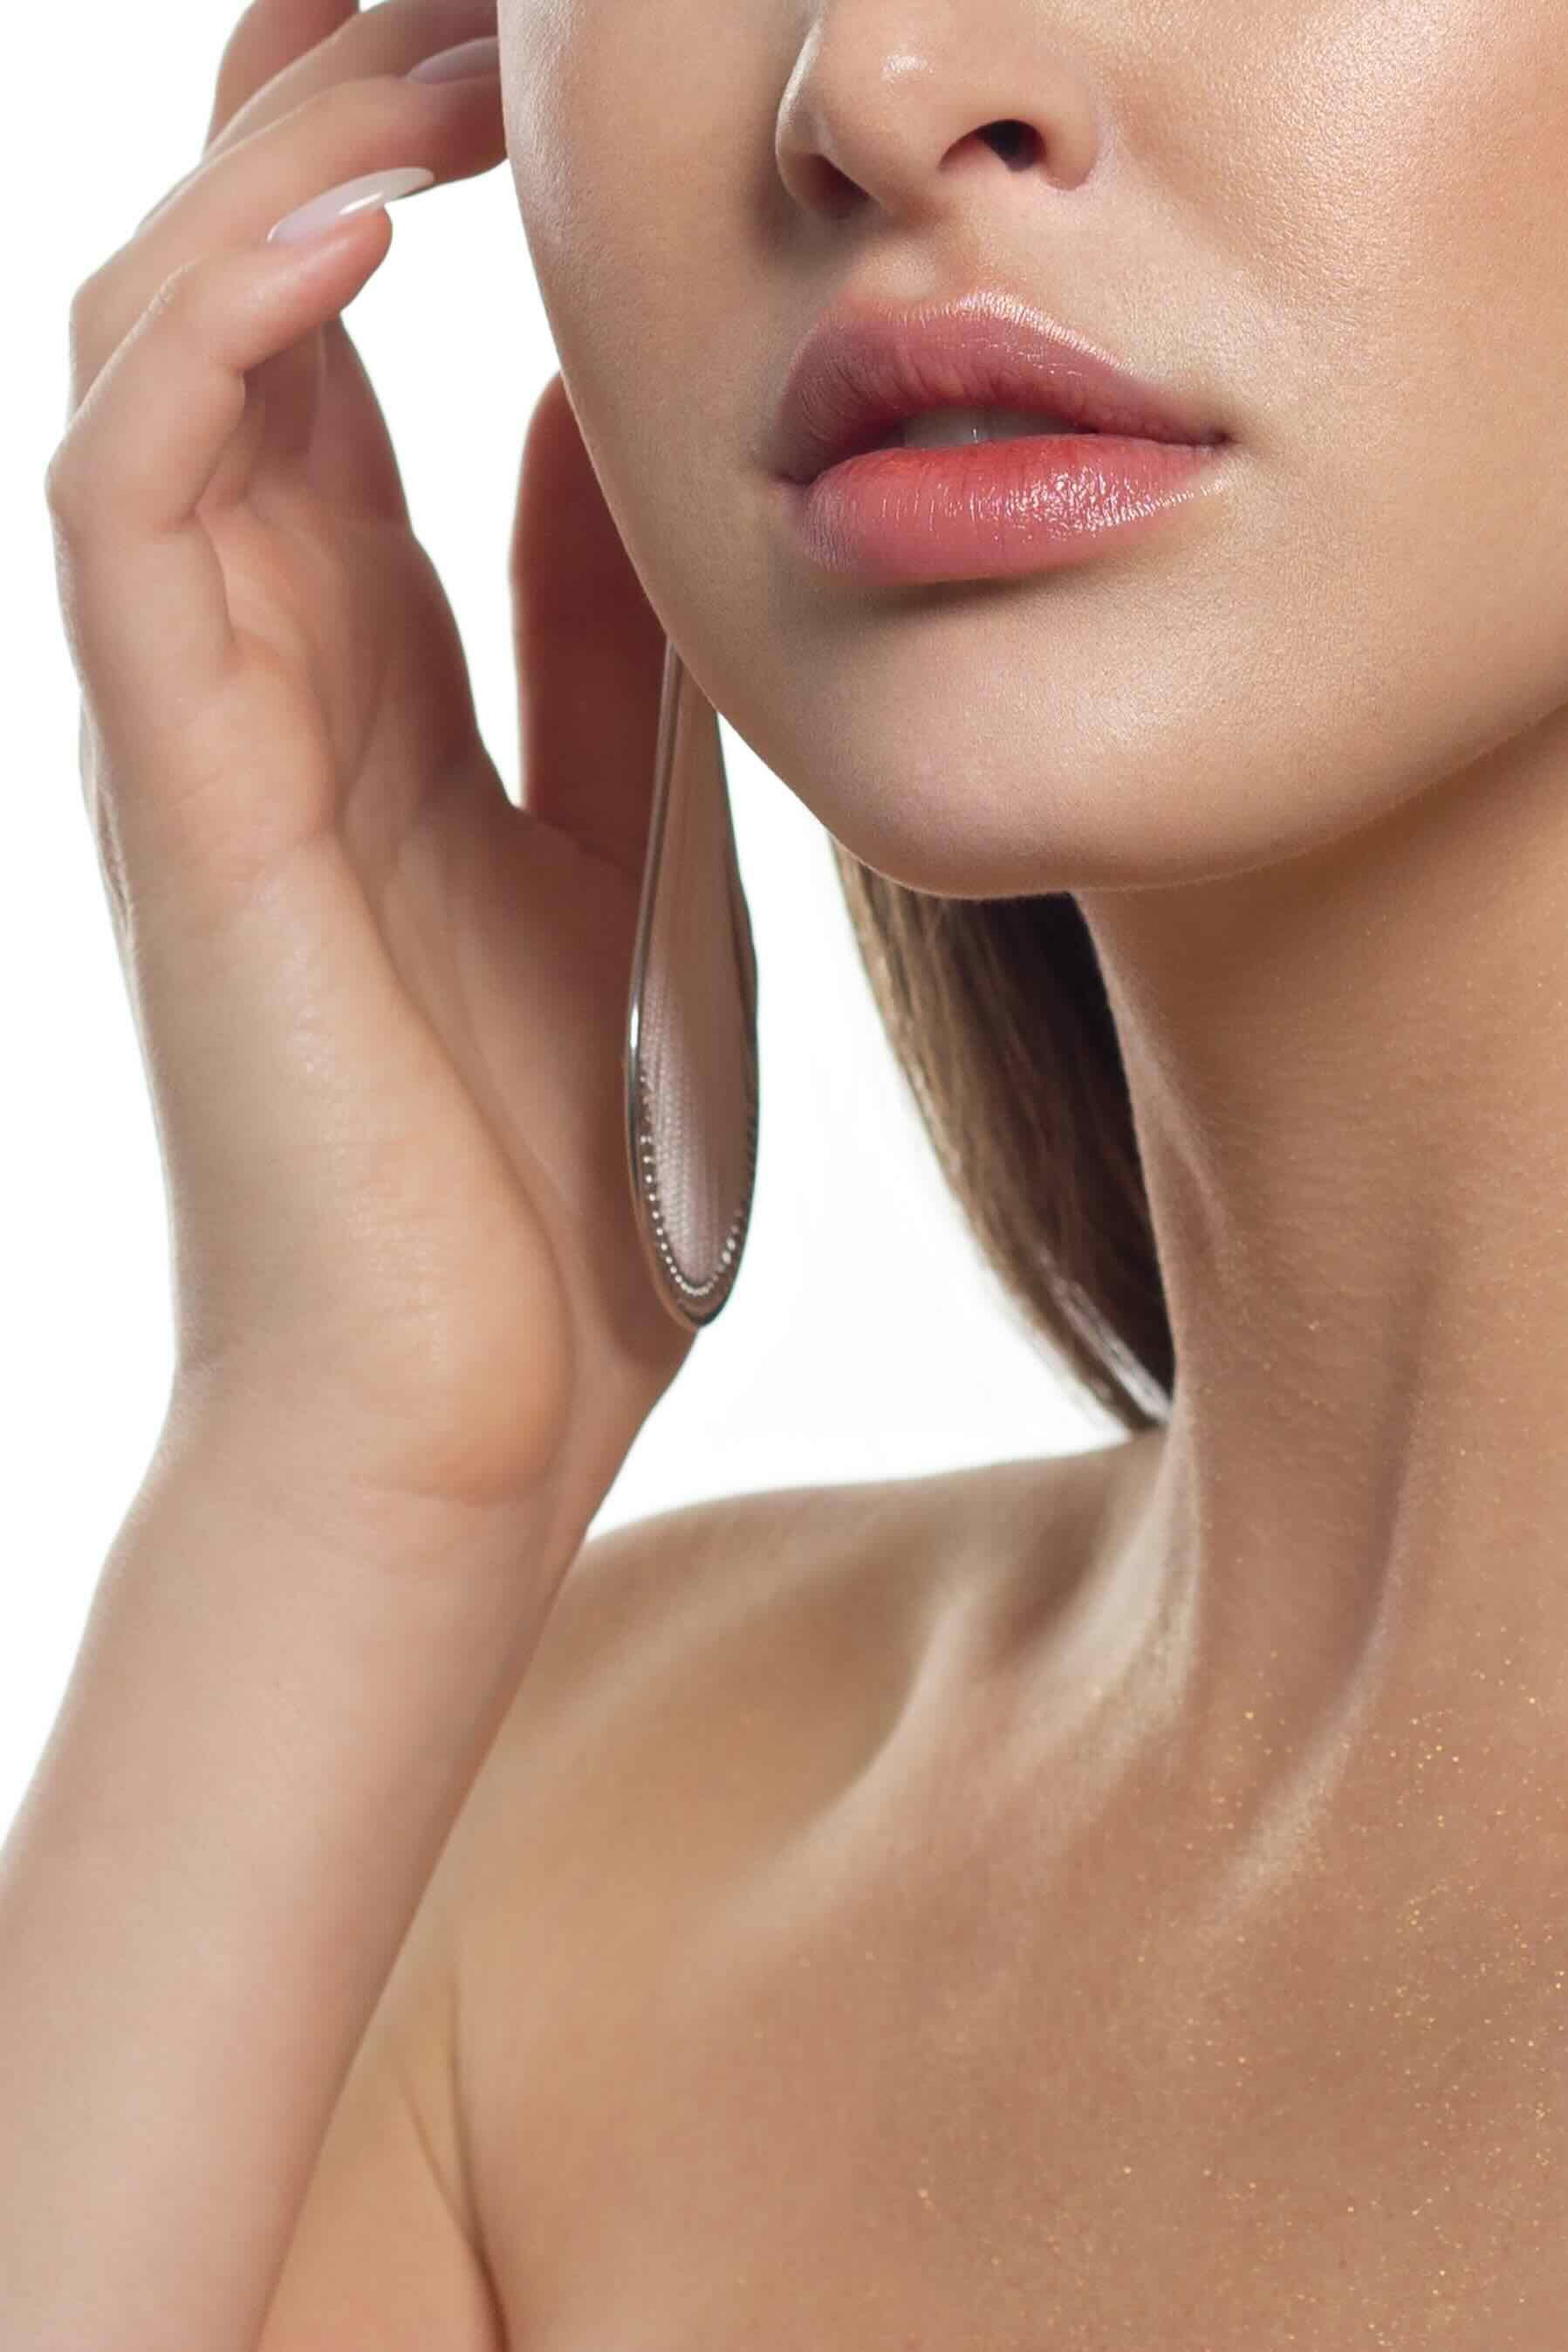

[980,121,1041,170]
[795,153,864,220]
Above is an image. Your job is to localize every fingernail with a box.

[266,166,436,245]
[406,35,502,83]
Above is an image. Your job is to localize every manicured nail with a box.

[407,35,501,83]
[266,166,436,245]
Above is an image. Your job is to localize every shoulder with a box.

[446,1468,969,1907]
[421,1443,1140,2291]
[474,1446,1114,1815]
[522,1436,1136,1719]
[433,1440,1133,1982]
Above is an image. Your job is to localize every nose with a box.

[774,0,1103,229]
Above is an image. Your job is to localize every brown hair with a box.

[828,844,1174,1435]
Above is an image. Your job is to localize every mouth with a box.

[848,404,1105,461]
[769,291,1229,486]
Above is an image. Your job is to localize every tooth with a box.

[897,405,1088,449]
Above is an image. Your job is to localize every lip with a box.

[766,288,1229,487]
[782,434,1227,587]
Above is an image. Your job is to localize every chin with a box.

[727,686,1344,902]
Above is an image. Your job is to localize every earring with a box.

[623,638,760,1330]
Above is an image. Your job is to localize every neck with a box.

[1074,706,1568,1869]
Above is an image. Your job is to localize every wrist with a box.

[154,1364,565,1591]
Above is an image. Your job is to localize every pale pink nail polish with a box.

[266,166,436,246]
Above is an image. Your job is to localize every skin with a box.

[468,0,1568,2340]
[34,0,1568,2341]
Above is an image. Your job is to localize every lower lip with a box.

[777,433,1226,586]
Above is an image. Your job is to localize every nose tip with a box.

[773,21,1102,226]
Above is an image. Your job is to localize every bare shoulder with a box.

[435,1432,1142,2016]
[460,1440,1133,1872]
[413,1438,1150,2331]
[444,1464,981,1902]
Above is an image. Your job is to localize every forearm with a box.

[0,1397,565,2352]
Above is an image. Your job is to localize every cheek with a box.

[503,7,759,504]
[502,7,785,678]
[504,0,757,341]
[1187,3,1568,780]
[495,0,1568,898]
[1207,2,1568,456]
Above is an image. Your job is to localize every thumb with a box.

[510,373,670,884]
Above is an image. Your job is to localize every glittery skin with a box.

[456,1452,1568,2349]
[490,0,1568,2331]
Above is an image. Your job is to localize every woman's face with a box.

[500,3,1568,898]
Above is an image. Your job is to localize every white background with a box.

[3,1,1112,1844]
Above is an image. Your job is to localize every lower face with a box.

[502,2,1568,902]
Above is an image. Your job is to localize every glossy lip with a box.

[766,288,1229,486]
[779,434,1225,587]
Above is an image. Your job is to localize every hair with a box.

[828,844,1174,1436]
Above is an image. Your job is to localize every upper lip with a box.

[767,289,1229,485]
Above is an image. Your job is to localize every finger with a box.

[46,216,396,840]
[133,0,358,237]
[73,69,503,409]
[205,0,359,152]
[208,0,497,161]
[511,375,669,888]
[135,0,496,245]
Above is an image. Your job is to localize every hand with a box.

[45,0,695,1529]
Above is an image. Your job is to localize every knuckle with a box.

[64,248,137,413]
[146,250,201,318]
[140,253,212,348]
[65,267,106,338]
[44,441,88,528]
[52,255,214,510]
[65,269,110,380]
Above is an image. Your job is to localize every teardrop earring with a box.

[623,638,761,1329]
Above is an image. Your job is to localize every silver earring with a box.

[624,638,760,1330]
